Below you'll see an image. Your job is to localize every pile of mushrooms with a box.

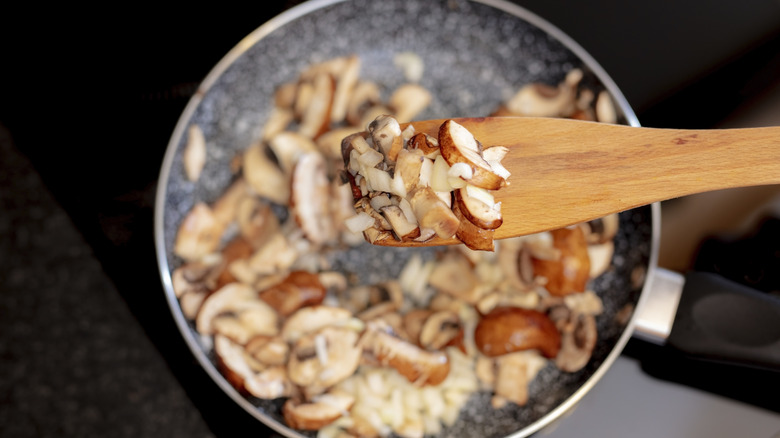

[342,116,510,251]
[170,54,622,437]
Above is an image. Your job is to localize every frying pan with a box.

[153,0,776,436]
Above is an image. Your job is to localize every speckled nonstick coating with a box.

[154,0,658,437]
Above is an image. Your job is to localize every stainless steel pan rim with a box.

[153,0,660,436]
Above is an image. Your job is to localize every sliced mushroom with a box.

[247,232,299,276]
[262,107,295,142]
[368,115,403,161]
[283,389,355,430]
[317,126,362,160]
[362,325,450,386]
[346,81,382,126]
[587,240,614,278]
[213,334,255,391]
[183,124,207,182]
[407,132,440,159]
[427,251,481,303]
[274,81,298,110]
[236,196,280,249]
[298,72,335,139]
[403,309,433,345]
[395,148,425,193]
[243,142,290,205]
[583,213,619,244]
[330,55,361,124]
[287,326,363,396]
[174,202,222,261]
[503,69,581,117]
[211,178,251,229]
[532,226,591,296]
[381,205,421,241]
[454,185,503,230]
[389,83,432,123]
[245,365,294,399]
[259,270,327,317]
[493,350,548,406]
[213,236,254,289]
[268,131,319,174]
[595,90,617,124]
[171,255,224,299]
[281,305,356,343]
[290,152,336,245]
[474,307,561,358]
[408,186,459,239]
[418,310,463,351]
[438,119,506,190]
[555,313,597,372]
[195,283,279,337]
[245,335,289,366]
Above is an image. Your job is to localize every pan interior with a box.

[156,0,652,437]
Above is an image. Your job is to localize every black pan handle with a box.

[666,271,780,370]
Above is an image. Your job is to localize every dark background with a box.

[1,2,779,437]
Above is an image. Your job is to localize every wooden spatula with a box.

[373,116,780,247]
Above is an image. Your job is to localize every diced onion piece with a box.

[418,157,434,188]
[344,212,376,233]
[398,198,417,224]
[364,167,394,193]
[370,195,393,211]
[358,148,385,168]
[430,155,452,192]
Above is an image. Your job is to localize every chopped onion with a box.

[344,212,375,233]
[417,157,434,187]
[430,155,453,192]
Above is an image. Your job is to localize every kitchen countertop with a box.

[1,2,779,437]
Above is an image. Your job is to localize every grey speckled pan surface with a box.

[154,0,658,437]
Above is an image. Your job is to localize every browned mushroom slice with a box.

[380,205,421,241]
[395,148,425,193]
[504,69,582,117]
[438,120,506,190]
[281,305,356,343]
[267,131,319,175]
[298,72,335,139]
[452,200,495,251]
[407,132,440,158]
[287,326,362,396]
[245,365,294,399]
[258,270,327,317]
[290,152,336,245]
[183,124,206,182]
[418,310,463,351]
[555,313,597,372]
[316,126,362,160]
[243,142,290,205]
[583,213,619,245]
[454,185,503,230]
[283,389,355,430]
[363,327,450,386]
[262,107,295,142]
[213,236,254,290]
[195,282,279,336]
[408,186,459,239]
[532,226,591,296]
[174,202,222,261]
[403,309,433,345]
[474,307,561,358]
[346,81,381,126]
[493,351,548,407]
[172,256,223,299]
[274,81,298,110]
[236,196,280,249]
[368,115,403,161]
[389,83,432,123]
[213,334,255,391]
[427,251,481,303]
[330,55,361,124]
[245,335,289,366]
